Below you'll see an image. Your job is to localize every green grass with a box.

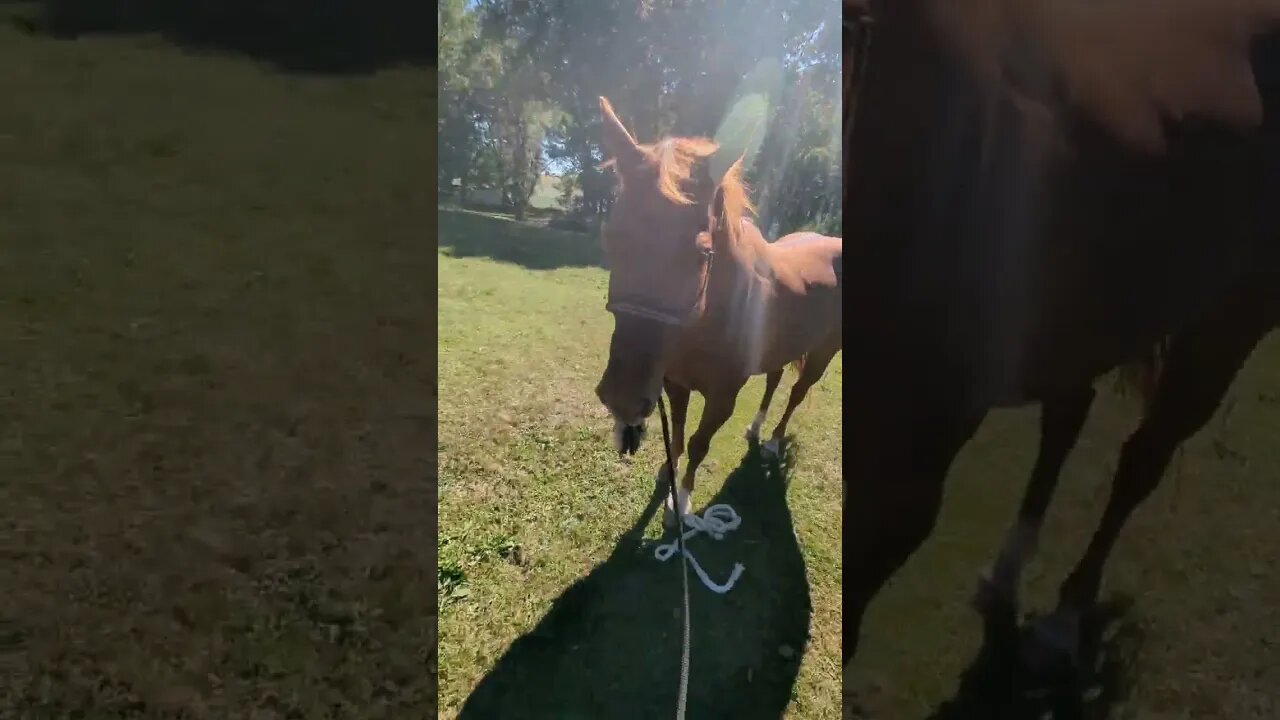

[0,9,435,717]
[850,339,1280,718]
[437,208,844,718]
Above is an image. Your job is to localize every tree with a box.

[441,0,843,232]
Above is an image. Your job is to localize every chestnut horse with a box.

[592,97,842,526]
[845,0,1280,670]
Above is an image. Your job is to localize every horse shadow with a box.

[11,0,433,75]
[921,596,1145,720]
[458,443,813,719]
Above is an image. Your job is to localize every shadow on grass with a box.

[921,596,1143,720]
[9,0,432,74]
[439,207,604,271]
[458,443,812,719]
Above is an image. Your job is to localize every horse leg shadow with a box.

[923,595,1144,720]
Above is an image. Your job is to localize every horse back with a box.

[770,232,842,292]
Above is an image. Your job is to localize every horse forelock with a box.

[642,137,717,204]
[630,137,756,242]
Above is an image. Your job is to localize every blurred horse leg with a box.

[745,369,784,442]
[845,394,986,666]
[1029,296,1273,666]
[765,334,841,456]
[974,385,1096,619]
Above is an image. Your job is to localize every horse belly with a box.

[762,287,842,371]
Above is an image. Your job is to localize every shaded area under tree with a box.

[15,0,434,74]
[439,207,604,271]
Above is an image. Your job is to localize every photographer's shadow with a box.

[460,443,813,719]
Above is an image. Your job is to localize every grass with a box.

[850,338,1280,718]
[437,208,844,718]
[0,7,435,717]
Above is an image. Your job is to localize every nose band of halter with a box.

[605,246,714,327]
[605,299,696,326]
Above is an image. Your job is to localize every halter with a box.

[604,229,721,327]
[604,244,713,326]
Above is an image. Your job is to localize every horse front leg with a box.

[664,380,745,528]
[974,385,1096,621]
[845,397,985,668]
[656,380,691,493]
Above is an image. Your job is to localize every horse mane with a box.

[926,0,1280,154]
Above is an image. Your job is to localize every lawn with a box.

[437,208,844,718]
[849,342,1280,717]
[0,6,435,716]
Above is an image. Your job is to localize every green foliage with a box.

[439,0,842,231]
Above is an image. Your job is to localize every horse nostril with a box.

[639,398,654,417]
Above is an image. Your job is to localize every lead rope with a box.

[655,393,747,720]
[656,394,691,720]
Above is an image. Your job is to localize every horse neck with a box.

[694,220,776,370]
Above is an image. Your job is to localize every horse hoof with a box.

[1022,611,1081,674]
[662,488,692,531]
[744,426,760,442]
[763,438,781,456]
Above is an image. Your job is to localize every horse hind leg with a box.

[745,369,784,442]
[1027,310,1270,669]
[765,338,839,456]
[974,384,1096,620]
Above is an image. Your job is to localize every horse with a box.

[844,0,1280,669]
[591,96,843,526]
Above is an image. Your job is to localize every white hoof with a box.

[744,412,765,442]
[665,486,692,516]
[763,438,781,456]
[662,486,692,529]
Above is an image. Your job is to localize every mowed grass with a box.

[438,208,843,718]
[851,339,1280,718]
[0,10,434,717]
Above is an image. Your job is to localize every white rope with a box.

[654,504,746,594]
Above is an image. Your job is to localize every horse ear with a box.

[710,155,744,222]
[599,97,644,169]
